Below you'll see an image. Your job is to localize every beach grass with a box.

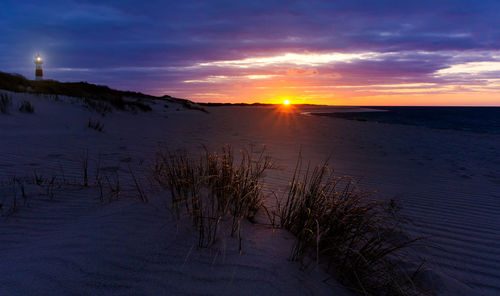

[153,145,273,246]
[18,100,35,113]
[88,118,104,132]
[154,146,424,295]
[273,155,424,295]
[0,93,12,114]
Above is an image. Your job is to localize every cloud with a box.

[437,61,500,75]
[2,0,500,104]
[286,68,319,76]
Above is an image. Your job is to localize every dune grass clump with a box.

[84,98,113,115]
[128,100,152,112]
[1,172,65,217]
[83,96,151,113]
[153,145,272,247]
[88,118,104,132]
[18,100,35,113]
[0,93,12,114]
[272,156,423,296]
[180,101,208,113]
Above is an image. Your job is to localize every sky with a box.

[1,0,500,105]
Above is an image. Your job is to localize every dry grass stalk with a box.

[82,149,89,187]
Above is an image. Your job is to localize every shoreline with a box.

[309,106,500,135]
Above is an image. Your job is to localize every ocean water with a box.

[310,107,500,135]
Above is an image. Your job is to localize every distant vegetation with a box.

[197,102,319,107]
[0,71,151,111]
[0,71,207,113]
[198,102,273,107]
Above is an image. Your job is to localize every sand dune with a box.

[1,92,499,295]
[0,92,349,295]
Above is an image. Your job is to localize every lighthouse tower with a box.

[34,54,43,80]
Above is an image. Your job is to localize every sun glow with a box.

[283,99,290,105]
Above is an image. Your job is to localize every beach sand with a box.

[1,92,499,295]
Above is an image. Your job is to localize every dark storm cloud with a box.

[1,0,500,98]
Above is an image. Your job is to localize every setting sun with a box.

[283,99,290,105]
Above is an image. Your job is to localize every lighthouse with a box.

[34,54,43,80]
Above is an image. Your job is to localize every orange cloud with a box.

[285,68,319,76]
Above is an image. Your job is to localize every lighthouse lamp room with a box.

[34,54,43,80]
